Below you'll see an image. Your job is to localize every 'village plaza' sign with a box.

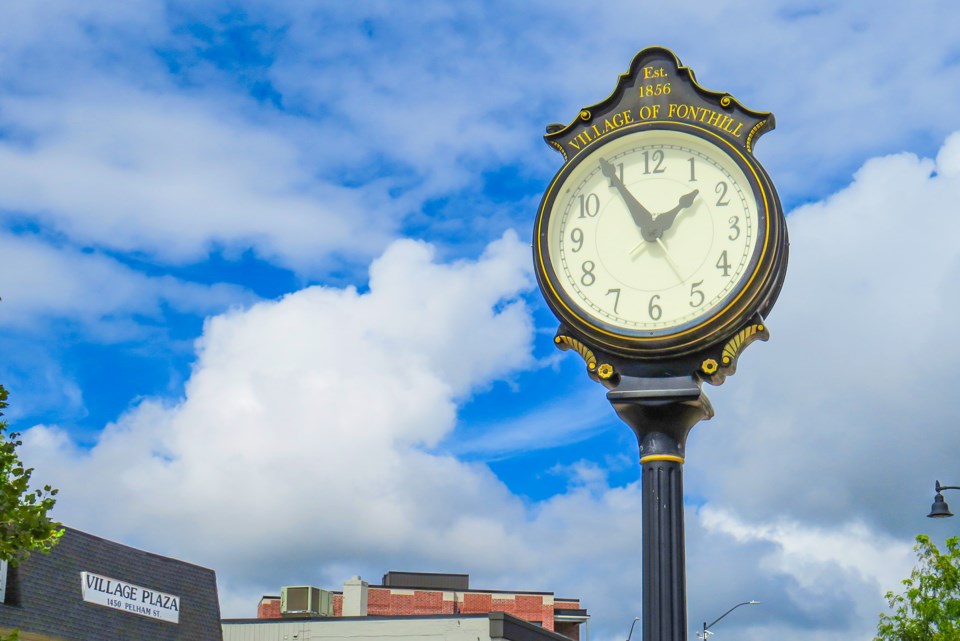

[80,571,180,624]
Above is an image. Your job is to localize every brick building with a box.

[252,571,588,640]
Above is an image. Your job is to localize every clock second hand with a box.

[628,239,648,258]
[655,238,684,281]
[628,237,682,280]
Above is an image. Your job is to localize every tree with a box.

[0,385,62,641]
[875,534,960,641]
[0,385,61,565]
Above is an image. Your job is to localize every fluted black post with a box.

[607,376,713,641]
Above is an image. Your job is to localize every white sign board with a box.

[80,571,180,624]
[0,560,7,602]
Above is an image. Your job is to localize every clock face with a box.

[536,126,770,351]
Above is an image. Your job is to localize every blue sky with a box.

[3,2,960,640]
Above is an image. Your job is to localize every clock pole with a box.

[531,46,788,641]
[607,376,713,641]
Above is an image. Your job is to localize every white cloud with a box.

[687,129,960,537]
[6,5,960,641]
[0,86,398,271]
[1,1,958,279]
[21,230,536,587]
[699,507,913,602]
[20,130,960,638]
[0,231,252,334]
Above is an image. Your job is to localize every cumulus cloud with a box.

[0,231,253,333]
[0,87,397,271]
[6,4,960,641]
[673,131,960,638]
[20,129,960,641]
[22,230,536,583]
[4,1,959,275]
[19,132,960,639]
[688,129,960,538]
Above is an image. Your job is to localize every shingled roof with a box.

[0,527,221,641]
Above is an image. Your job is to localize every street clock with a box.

[533,47,788,385]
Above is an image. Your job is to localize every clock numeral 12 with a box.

[642,150,666,175]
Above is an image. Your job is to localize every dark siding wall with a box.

[0,528,221,641]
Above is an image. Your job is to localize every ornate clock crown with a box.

[544,46,775,162]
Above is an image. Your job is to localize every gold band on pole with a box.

[639,454,685,465]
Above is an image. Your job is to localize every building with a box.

[223,611,576,641]
[0,527,222,641]
[245,571,588,640]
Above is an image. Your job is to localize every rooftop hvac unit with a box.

[280,586,334,617]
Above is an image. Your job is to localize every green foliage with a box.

[0,385,61,641]
[0,385,62,567]
[875,534,960,641]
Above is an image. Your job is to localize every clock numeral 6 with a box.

[570,228,584,252]
[580,260,596,286]
[689,280,705,308]
[648,294,662,321]
[578,193,600,218]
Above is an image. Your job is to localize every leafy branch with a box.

[875,534,960,641]
[0,386,62,641]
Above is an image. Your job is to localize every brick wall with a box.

[460,592,493,613]
[255,585,583,640]
[356,588,558,630]
[367,588,455,616]
[257,597,281,619]
[504,594,555,631]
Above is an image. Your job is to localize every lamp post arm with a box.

[936,481,960,492]
[705,601,759,631]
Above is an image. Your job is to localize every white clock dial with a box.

[545,129,761,335]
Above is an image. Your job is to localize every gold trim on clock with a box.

[721,324,765,365]
[554,335,598,371]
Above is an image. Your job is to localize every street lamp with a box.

[928,480,960,518]
[626,616,641,641]
[696,600,759,640]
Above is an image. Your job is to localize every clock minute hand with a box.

[599,158,655,237]
[652,189,700,235]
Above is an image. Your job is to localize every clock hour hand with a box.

[652,189,699,236]
[599,158,656,238]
